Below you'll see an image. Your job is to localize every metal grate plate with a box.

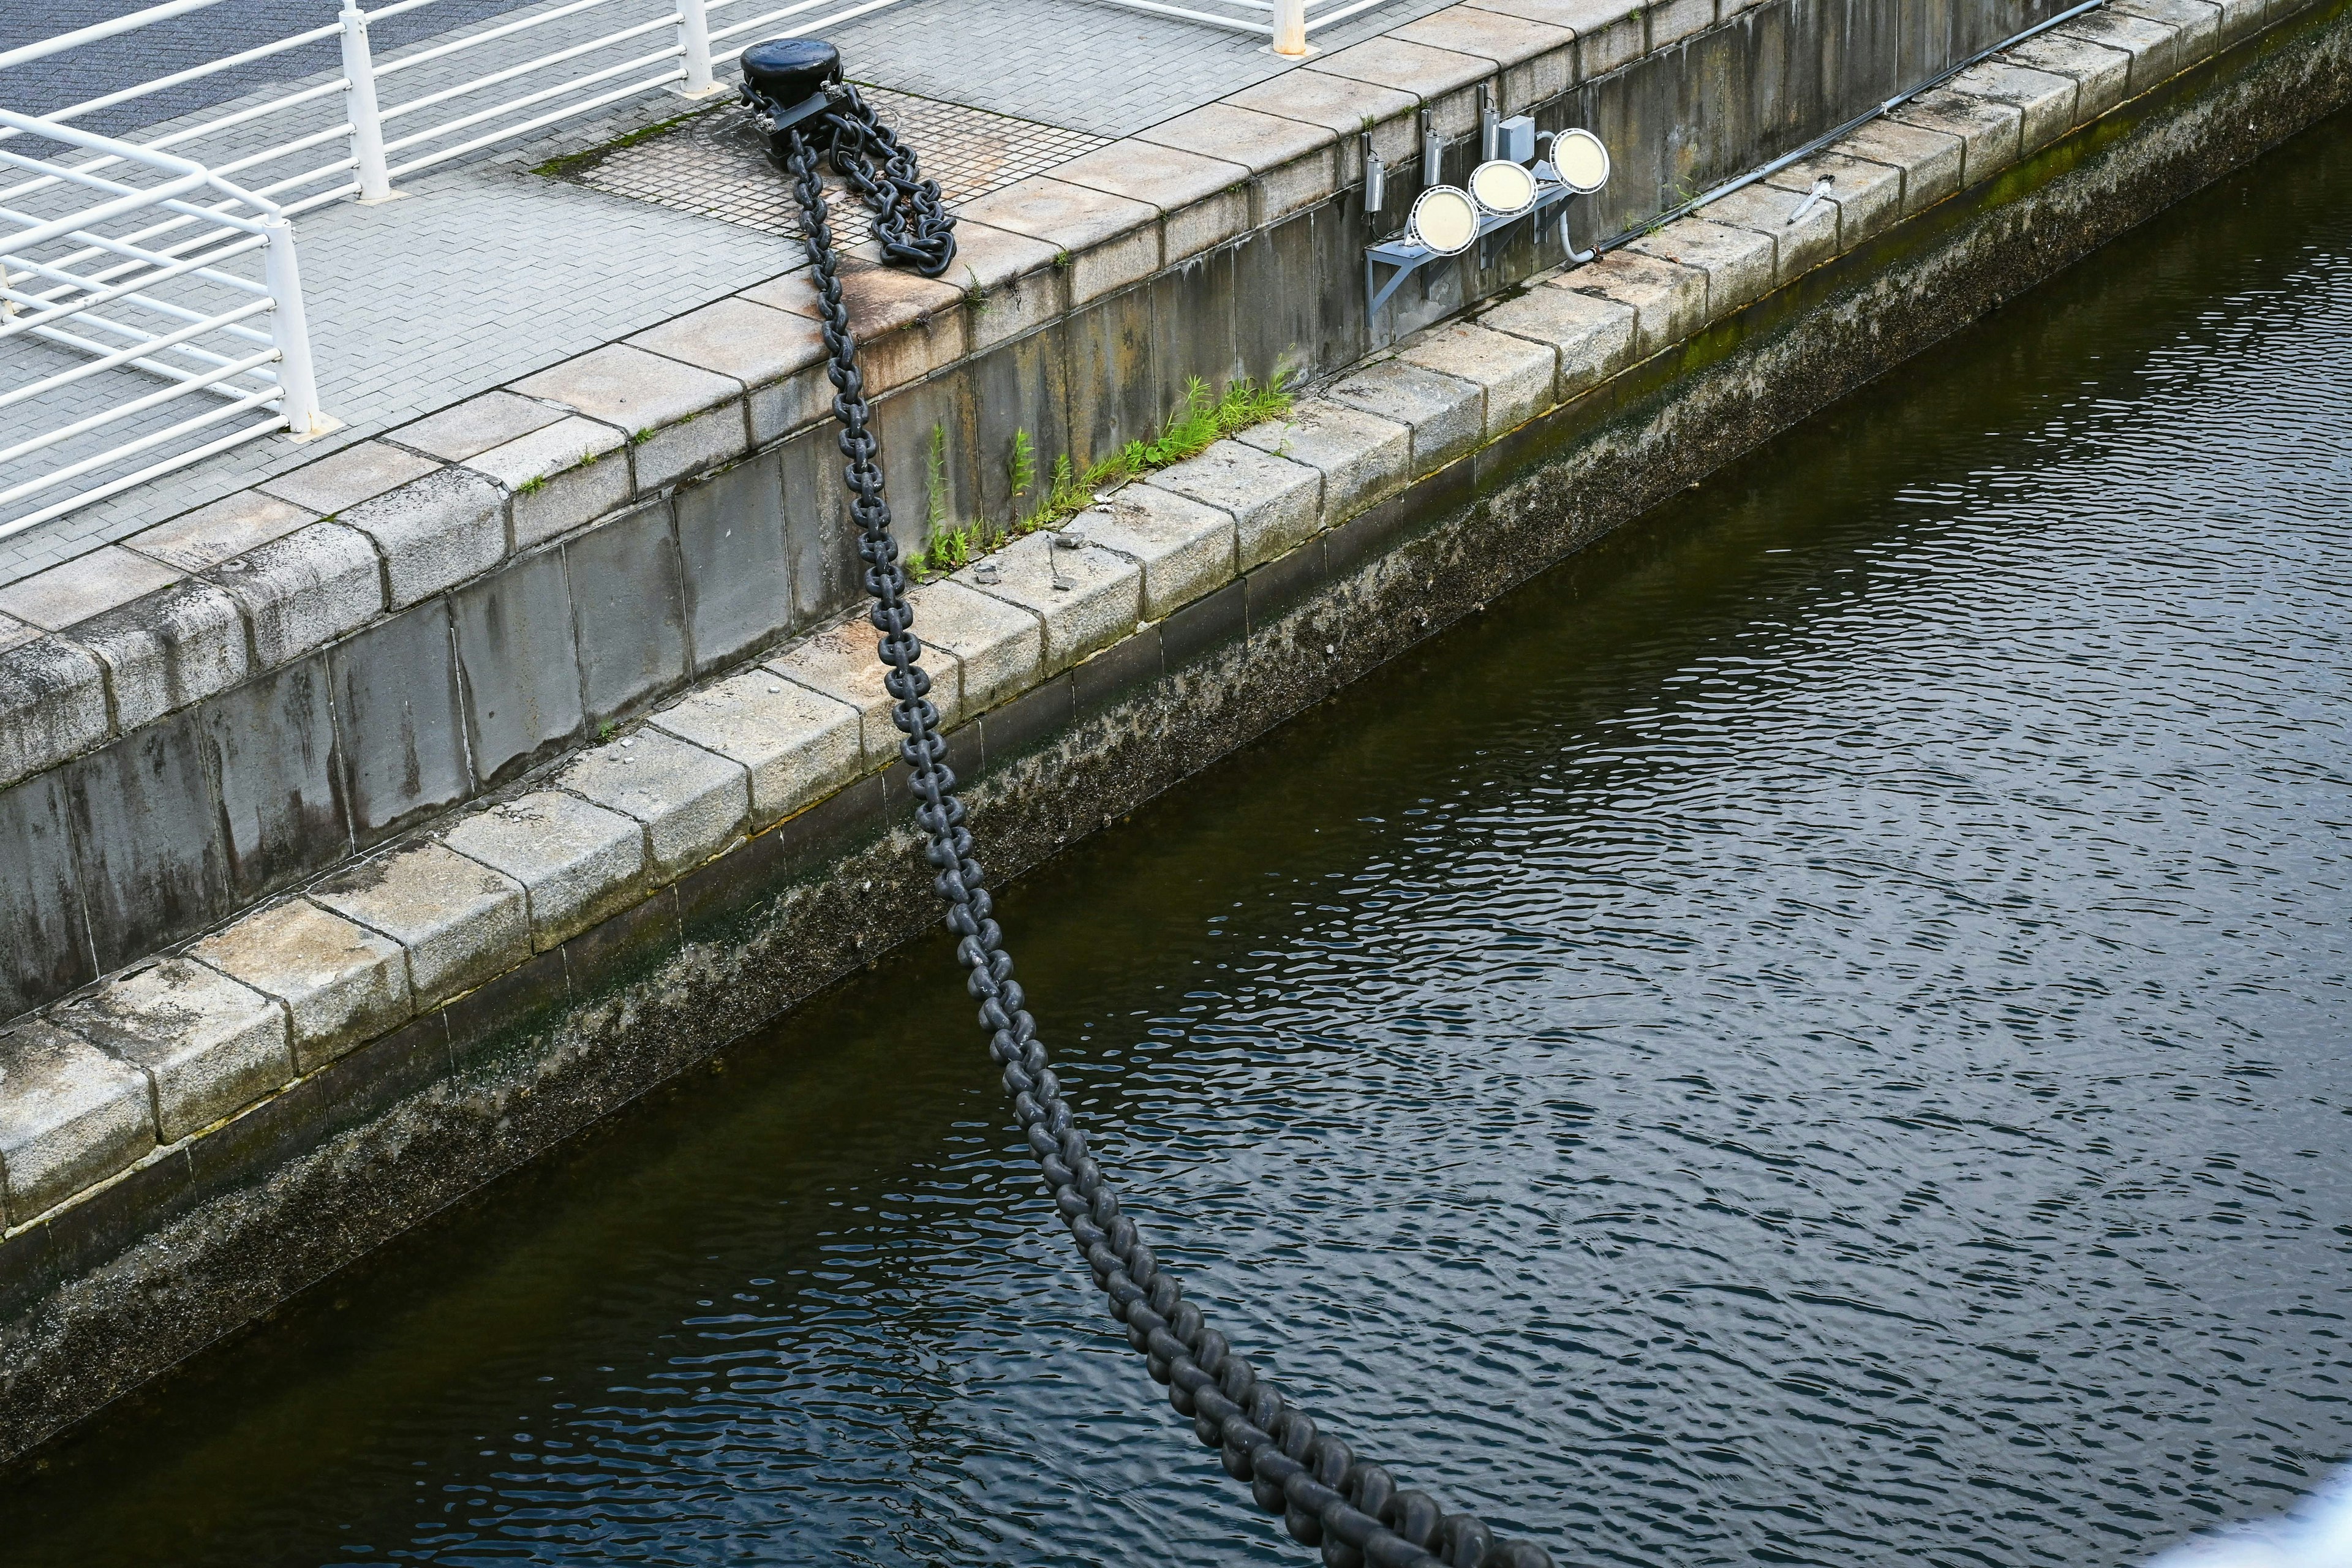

[552,86,1104,248]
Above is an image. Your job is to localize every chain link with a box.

[777,104,1555,1568]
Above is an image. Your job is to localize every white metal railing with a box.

[0,110,323,541]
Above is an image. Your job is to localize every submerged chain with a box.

[782,116,1554,1568]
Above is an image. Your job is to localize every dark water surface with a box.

[13,109,2352,1568]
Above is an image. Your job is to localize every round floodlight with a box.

[1551,127,1611,194]
[1468,158,1539,216]
[1406,184,1479,256]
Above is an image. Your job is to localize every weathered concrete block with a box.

[464,415,631,551]
[959,177,1161,307]
[2202,0,2267,48]
[2004,32,2133,122]
[65,714,227,973]
[0,546,178,632]
[1398,320,1561,437]
[191,900,412,1071]
[331,604,470,846]
[0,635,111,789]
[1627,217,1776,317]
[647,669,862,828]
[207,521,386,669]
[58,959,292,1142]
[1475,0,1644,76]
[2112,0,2221,66]
[1948,61,2081,155]
[769,617,938,769]
[1479,283,1638,401]
[339,467,508,608]
[1839,119,1968,214]
[511,344,748,490]
[1071,486,1237,622]
[564,499,688,725]
[951,221,1067,352]
[260,440,438,515]
[627,296,829,444]
[674,451,792,674]
[0,772,92,1020]
[445,791,646,951]
[201,655,349,905]
[314,841,529,1008]
[59,579,248,733]
[1700,184,1839,284]
[0,1020,154,1225]
[559,731,750,880]
[1056,139,1251,266]
[960,531,1143,675]
[1235,400,1411,522]
[1767,150,1905,251]
[1220,70,1417,187]
[393,388,566,461]
[1327,358,1484,476]
[2054,10,2183,96]
[1891,86,2024,189]
[1136,104,1338,227]
[1566,250,1708,359]
[128,491,312,575]
[1308,37,1491,140]
[1149,440,1324,570]
[906,579,1042,714]
[742,262,966,397]
[1389,5,1574,113]
[1645,0,1716,47]
[450,546,585,788]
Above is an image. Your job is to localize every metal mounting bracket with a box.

[1365,179,1583,319]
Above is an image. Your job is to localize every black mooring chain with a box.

[778,101,1554,1568]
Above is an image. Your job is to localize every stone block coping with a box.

[0,0,2282,1237]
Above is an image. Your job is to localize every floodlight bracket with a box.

[1363,176,1582,318]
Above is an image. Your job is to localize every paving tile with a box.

[314,841,530,1008]
[0,547,181,633]
[1307,37,1494,139]
[127,492,314,576]
[906,578,1044,713]
[557,730,751,880]
[393,390,567,462]
[510,344,748,490]
[1066,484,1238,621]
[444,790,647,950]
[1137,103,1338,227]
[1479,282,1638,399]
[1235,400,1412,522]
[956,530,1143,675]
[1398,320,1560,437]
[259,441,440,516]
[647,668,862,828]
[1148,439,1324,571]
[57,959,294,1142]
[191,899,413,1071]
[1327,358,1485,476]
[0,1019,155,1225]
[958,176,1162,306]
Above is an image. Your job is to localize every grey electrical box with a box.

[1497,115,1536,165]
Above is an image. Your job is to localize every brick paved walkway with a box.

[2,0,1453,584]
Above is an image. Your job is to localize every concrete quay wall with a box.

[4,0,2348,1462]
[0,0,2075,1023]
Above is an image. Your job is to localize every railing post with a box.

[261,217,328,437]
[339,0,394,202]
[674,0,719,96]
[1272,0,1309,56]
